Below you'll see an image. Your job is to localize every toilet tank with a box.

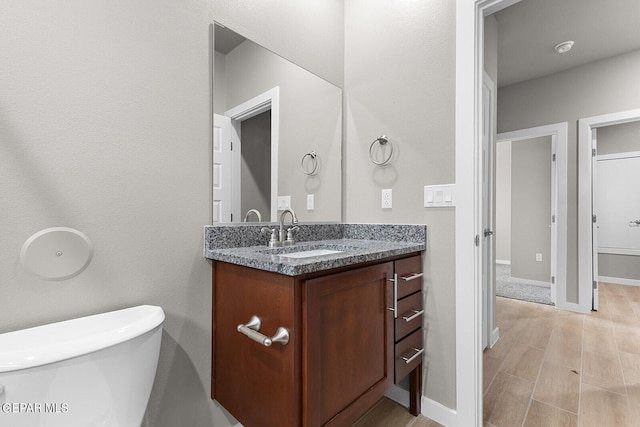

[0,305,165,427]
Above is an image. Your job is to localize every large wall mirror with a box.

[213,23,342,223]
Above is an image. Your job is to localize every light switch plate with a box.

[424,184,456,208]
[307,194,314,210]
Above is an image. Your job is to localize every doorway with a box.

[578,109,640,311]
[496,123,568,309]
[223,87,280,222]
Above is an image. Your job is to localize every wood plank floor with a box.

[352,397,443,427]
[356,282,640,426]
[484,282,640,427]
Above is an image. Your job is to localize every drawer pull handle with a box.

[402,309,425,322]
[237,315,289,347]
[401,273,423,282]
[401,348,424,365]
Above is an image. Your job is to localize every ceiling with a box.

[494,0,640,87]
[214,24,246,55]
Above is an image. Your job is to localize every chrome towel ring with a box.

[369,135,394,166]
[301,151,319,175]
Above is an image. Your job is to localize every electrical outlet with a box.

[536,253,542,262]
[277,196,291,210]
[307,194,314,210]
[381,189,392,209]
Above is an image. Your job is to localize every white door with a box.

[591,130,599,310]
[213,114,232,223]
[481,73,495,349]
[596,153,640,254]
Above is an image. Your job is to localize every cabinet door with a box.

[304,262,394,427]
[213,262,300,427]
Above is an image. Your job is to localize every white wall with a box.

[498,49,640,303]
[1,1,235,426]
[496,142,512,262]
[344,0,457,410]
[510,136,552,282]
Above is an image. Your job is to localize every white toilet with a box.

[0,305,165,427]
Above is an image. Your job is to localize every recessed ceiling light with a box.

[554,41,574,54]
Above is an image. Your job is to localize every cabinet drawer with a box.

[395,291,423,342]
[394,255,423,299]
[395,329,423,383]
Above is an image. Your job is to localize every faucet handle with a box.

[261,227,280,248]
[285,226,299,244]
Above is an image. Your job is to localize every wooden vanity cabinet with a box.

[391,255,424,416]
[212,253,421,427]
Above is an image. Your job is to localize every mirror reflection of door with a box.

[240,111,271,220]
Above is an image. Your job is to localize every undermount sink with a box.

[278,249,343,259]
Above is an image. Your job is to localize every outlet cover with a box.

[536,253,542,262]
[277,195,291,210]
[307,194,314,210]
[381,189,392,209]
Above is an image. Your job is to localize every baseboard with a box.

[599,276,640,287]
[421,395,457,427]
[509,276,551,288]
[490,326,500,348]
[496,259,511,265]
[385,384,410,408]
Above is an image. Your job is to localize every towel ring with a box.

[369,135,394,166]
[301,151,319,175]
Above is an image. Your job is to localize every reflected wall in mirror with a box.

[213,23,342,223]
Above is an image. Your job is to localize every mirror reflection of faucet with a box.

[244,209,262,222]
[261,208,299,248]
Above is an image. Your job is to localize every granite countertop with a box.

[204,223,426,276]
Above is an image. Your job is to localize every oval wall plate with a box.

[20,227,93,280]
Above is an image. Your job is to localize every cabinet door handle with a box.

[237,315,289,347]
[387,273,398,318]
[401,309,425,322]
[401,272,423,282]
[401,348,424,365]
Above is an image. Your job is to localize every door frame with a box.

[455,0,523,425]
[578,108,640,312]
[225,87,280,222]
[497,122,568,309]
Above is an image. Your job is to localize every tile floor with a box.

[356,282,640,427]
[484,282,640,426]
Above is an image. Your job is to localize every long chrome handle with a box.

[401,272,423,282]
[401,309,425,323]
[237,316,289,347]
[401,348,424,365]
[387,273,398,318]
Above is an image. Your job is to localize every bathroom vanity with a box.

[205,224,426,427]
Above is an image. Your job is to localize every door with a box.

[591,130,599,310]
[481,72,495,349]
[213,113,232,222]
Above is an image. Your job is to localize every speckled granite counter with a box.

[204,223,426,276]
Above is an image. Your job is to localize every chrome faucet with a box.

[278,209,299,246]
[243,209,262,222]
[261,208,299,248]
